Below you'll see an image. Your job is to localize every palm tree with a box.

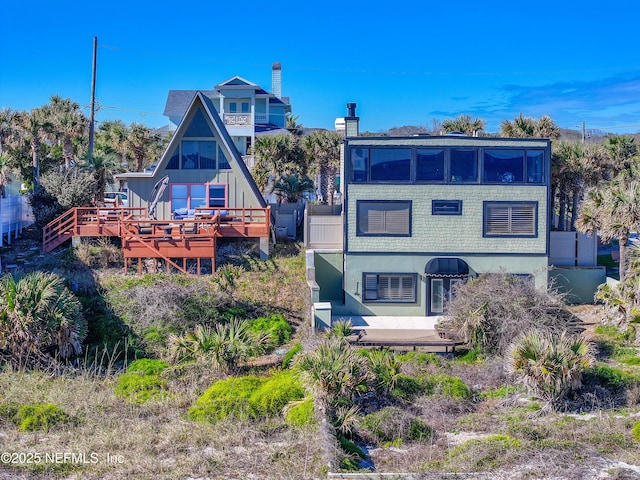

[96,120,129,166]
[441,114,485,136]
[85,152,124,201]
[0,108,18,155]
[500,113,560,140]
[286,114,304,136]
[0,153,13,198]
[252,134,307,195]
[273,173,314,204]
[169,320,268,373]
[551,141,610,231]
[508,329,593,412]
[293,337,371,406]
[48,95,89,169]
[15,107,54,190]
[304,130,342,205]
[0,272,87,364]
[125,122,161,172]
[576,176,640,280]
[605,135,638,177]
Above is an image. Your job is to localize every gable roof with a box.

[215,75,258,88]
[163,90,216,117]
[117,92,267,208]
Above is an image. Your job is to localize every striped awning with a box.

[424,257,469,278]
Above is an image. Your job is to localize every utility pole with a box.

[88,36,97,159]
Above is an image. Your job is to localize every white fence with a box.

[304,205,343,250]
[549,231,597,267]
[270,203,303,240]
[0,195,34,246]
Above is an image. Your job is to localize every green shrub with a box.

[339,457,361,471]
[367,349,402,394]
[339,435,366,459]
[189,376,265,423]
[294,337,371,406]
[586,365,638,392]
[455,347,484,364]
[282,342,302,369]
[480,385,519,399]
[0,401,20,420]
[188,372,304,424]
[361,407,433,444]
[285,398,315,427]
[632,420,640,442]
[508,330,594,411]
[427,374,471,400]
[250,314,292,348]
[126,358,169,375]
[392,374,429,401]
[249,371,305,417]
[396,351,441,366]
[114,372,168,403]
[6,403,72,432]
[621,357,640,366]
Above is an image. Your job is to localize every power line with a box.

[97,43,640,78]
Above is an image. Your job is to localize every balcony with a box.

[223,113,250,126]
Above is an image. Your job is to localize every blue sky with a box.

[2,0,640,135]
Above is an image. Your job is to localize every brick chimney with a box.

[345,102,359,137]
[272,62,282,99]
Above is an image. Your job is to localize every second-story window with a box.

[181,141,216,169]
[450,149,478,183]
[416,149,445,182]
[370,148,411,181]
[483,149,525,183]
[483,201,537,237]
[357,200,411,236]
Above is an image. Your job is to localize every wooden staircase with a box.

[43,207,146,253]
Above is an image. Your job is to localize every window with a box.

[171,183,227,211]
[416,149,445,181]
[357,201,411,236]
[218,146,231,170]
[166,146,179,169]
[450,149,478,182]
[241,102,250,113]
[483,149,524,183]
[484,201,537,237]
[364,273,416,303]
[184,109,214,137]
[208,185,227,207]
[229,102,237,113]
[347,145,547,185]
[181,141,216,169]
[526,150,544,183]
[432,200,462,215]
[351,148,369,182]
[370,148,411,181]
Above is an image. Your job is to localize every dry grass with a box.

[0,370,326,479]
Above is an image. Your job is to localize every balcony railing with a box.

[223,113,251,126]
[222,113,269,126]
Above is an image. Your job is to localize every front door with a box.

[428,278,461,316]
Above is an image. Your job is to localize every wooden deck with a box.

[43,206,271,275]
[348,328,463,353]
